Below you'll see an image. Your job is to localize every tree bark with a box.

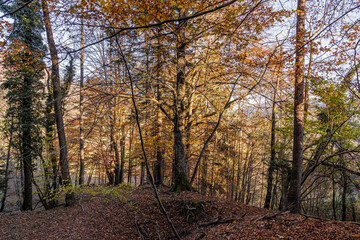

[44,81,58,208]
[0,118,13,212]
[154,110,163,186]
[279,161,291,211]
[287,0,306,214]
[21,76,33,211]
[140,161,145,185]
[42,71,58,207]
[41,0,75,206]
[128,124,134,183]
[119,119,126,183]
[79,16,85,185]
[110,122,120,185]
[264,76,280,209]
[235,131,242,201]
[342,171,347,221]
[171,9,191,192]
[200,150,208,195]
[332,177,337,220]
[154,31,164,186]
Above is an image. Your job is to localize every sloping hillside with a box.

[1,186,359,240]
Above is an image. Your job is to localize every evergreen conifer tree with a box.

[1,0,46,211]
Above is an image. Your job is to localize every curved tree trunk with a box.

[41,0,75,206]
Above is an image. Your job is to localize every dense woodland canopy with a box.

[0,0,359,224]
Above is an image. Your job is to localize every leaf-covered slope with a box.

[1,186,359,240]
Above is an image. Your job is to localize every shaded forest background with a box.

[0,0,359,223]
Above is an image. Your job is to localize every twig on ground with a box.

[79,202,85,212]
[199,213,247,228]
[135,219,152,240]
[155,222,162,240]
[284,215,309,226]
[253,211,290,222]
[299,213,360,226]
[299,213,330,222]
[195,233,206,240]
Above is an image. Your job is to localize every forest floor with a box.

[0,185,360,240]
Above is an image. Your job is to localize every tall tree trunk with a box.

[264,76,280,209]
[21,76,33,211]
[240,144,252,203]
[79,16,85,185]
[105,162,114,185]
[128,125,134,183]
[154,34,163,186]
[185,100,193,167]
[332,176,337,220]
[140,161,145,185]
[287,0,306,214]
[171,9,191,192]
[200,150,208,195]
[304,41,313,120]
[45,75,58,208]
[351,199,356,222]
[279,163,290,211]
[119,120,126,183]
[270,170,279,209]
[41,0,75,206]
[245,154,253,205]
[111,122,120,185]
[231,147,235,200]
[210,140,215,197]
[40,153,51,208]
[0,118,13,212]
[154,108,163,186]
[235,131,242,201]
[342,172,347,221]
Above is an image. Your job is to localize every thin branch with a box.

[321,162,360,177]
[67,0,239,55]
[282,4,360,63]
[190,74,240,185]
[116,39,182,240]
[0,0,34,19]
[301,107,359,184]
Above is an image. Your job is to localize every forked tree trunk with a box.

[41,0,75,206]
[287,0,306,214]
